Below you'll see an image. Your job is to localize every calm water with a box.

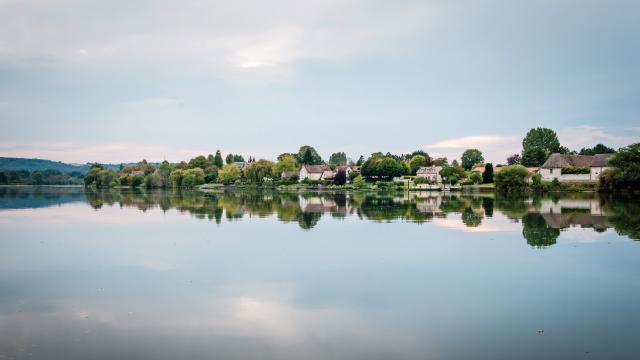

[1,187,639,360]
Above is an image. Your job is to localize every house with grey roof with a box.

[540,153,611,182]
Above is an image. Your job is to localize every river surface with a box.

[0,187,639,360]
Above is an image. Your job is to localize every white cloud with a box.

[0,0,432,75]
[423,135,520,164]
[558,125,639,150]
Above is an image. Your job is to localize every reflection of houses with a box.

[415,195,443,214]
[299,165,333,181]
[416,166,442,182]
[540,154,611,181]
[537,199,607,230]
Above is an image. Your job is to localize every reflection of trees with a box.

[601,196,640,240]
[522,213,560,248]
[462,207,483,227]
[8,188,637,240]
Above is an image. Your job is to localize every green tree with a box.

[329,152,347,165]
[170,170,184,188]
[31,171,44,185]
[225,153,234,164]
[599,143,640,191]
[408,155,427,175]
[469,172,482,184]
[214,150,224,168]
[461,149,484,170]
[273,154,299,177]
[297,145,322,165]
[439,165,466,184]
[482,163,494,184]
[334,169,347,185]
[219,164,241,185]
[506,154,521,165]
[579,143,616,155]
[361,154,404,180]
[494,165,529,192]
[356,155,365,166]
[188,155,210,169]
[521,127,561,166]
[244,159,274,184]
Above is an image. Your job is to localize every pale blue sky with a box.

[1,0,639,163]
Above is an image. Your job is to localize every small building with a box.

[335,165,360,177]
[299,164,333,181]
[234,162,246,170]
[281,171,298,180]
[540,154,611,182]
[416,166,442,183]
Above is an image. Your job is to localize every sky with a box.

[1,0,639,164]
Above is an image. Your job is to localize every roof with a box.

[321,170,335,179]
[302,164,332,174]
[281,171,297,179]
[541,154,611,169]
[416,166,441,174]
[471,165,486,173]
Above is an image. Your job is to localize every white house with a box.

[540,154,611,182]
[416,166,442,183]
[299,164,333,181]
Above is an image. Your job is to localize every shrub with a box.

[352,175,366,188]
[413,176,426,185]
[482,163,494,183]
[561,166,590,175]
[469,172,482,184]
[494,165,529,192]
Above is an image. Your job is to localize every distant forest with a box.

[0,157,150,186]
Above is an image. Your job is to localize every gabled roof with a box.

[416,166,440,174]
[302,164,332,174]
[541,154,611,169]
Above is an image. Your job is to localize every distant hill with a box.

[0,157,125,174]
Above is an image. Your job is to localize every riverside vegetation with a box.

[75,128,640,194]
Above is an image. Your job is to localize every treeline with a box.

[0,169,84,185]
[79,127,638,191]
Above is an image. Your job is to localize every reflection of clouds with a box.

[0,293,420,359]
[433,212,520,233]
[0,203,185,226]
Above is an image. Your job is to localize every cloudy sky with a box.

[1,0,639,164]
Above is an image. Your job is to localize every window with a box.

[550,168,553,174]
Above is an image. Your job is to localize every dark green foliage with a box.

[361,154,405,180]
[438,165,466,184]
[329,152,347,165]
[297,145,322,165]
[561,166,590,174]
[461,149,484,170]
[521,127,562,166]
[494,165,529,192]
[599,143,640,192]
[522,213,560,248]
[482,163,494,183]
[214,150,224,168]
[579,144,615,155]
[334,169,347,185]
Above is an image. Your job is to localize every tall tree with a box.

[521,128,561,166]
[297,145,322,165]
[225,153,234,164]
[356,155,365,166]
[461,149,484,170]
[214,150,224,168]
[482,163,494,184]
[329,152,347,165]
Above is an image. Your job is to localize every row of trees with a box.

[0,169,84,185]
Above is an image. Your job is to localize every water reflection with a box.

[1,187,639,245]
[2,187,640,359]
